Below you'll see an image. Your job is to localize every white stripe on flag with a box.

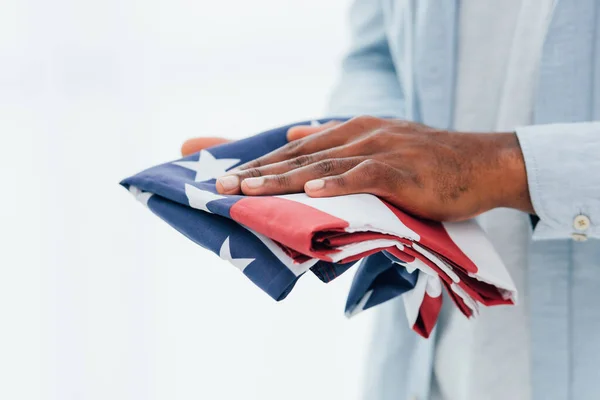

[278,193,421,242]
[402,269,429,328]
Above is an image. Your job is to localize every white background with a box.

[0,0,378,399]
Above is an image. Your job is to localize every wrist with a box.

[487,132,534,213]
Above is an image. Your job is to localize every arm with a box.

[327,0,405,118]
[516,122,600,240]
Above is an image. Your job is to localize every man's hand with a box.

[215,116,534,222]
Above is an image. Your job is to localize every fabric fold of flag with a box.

[121,118,517,338]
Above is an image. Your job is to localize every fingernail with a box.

[228,167,241,173]
[218,175,239,190]
[305,179,325,191]
[243,177,265,188]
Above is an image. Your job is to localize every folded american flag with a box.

[121,118,517,338]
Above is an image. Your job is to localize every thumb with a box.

[286,120,342,141]
[181,137,231,156]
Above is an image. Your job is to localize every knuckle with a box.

[355,129,393,151]
[333,175,347,188]
[343,116,383,135]
[274,174,291,188]
[358,158,382,175]
[287,154,313,169]
[334,116,387,145]
[357,159,396,193]
[370,129,394,145]
[395,119,411,128]
[241,168,263,178]
[282,139,305,158]
[241,160,261,170]
[350,115,380,127]
[314,159,337,174]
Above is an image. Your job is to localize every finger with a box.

[234,120,364,172]
[303,159,399,198]
[215,143,363,194]
[236,157,364,196]
[181,137,231,156]
[286,120,341,141]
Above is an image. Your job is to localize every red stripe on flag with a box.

[441,279,473,318]
[382,201,479,274]
[229,196,349,261]
[413,291,442,338]
[338,245,417,264]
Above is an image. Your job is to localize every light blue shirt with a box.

[327,1,600,399]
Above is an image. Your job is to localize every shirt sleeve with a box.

[515,121,600,241]
[326,0,405,118]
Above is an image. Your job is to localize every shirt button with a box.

[573,214,591,231]
[572,233,588,242]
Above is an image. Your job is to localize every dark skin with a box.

[182,116,534,222]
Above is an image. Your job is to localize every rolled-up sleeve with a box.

[327,0,405,118]
[516,121,600,241]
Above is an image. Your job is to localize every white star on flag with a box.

[219,236,255,271]
[185,183,226,213]
[173,149,239,182]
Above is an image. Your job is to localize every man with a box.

[182,1,600,399]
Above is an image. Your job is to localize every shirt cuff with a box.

[515,122,600,241]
